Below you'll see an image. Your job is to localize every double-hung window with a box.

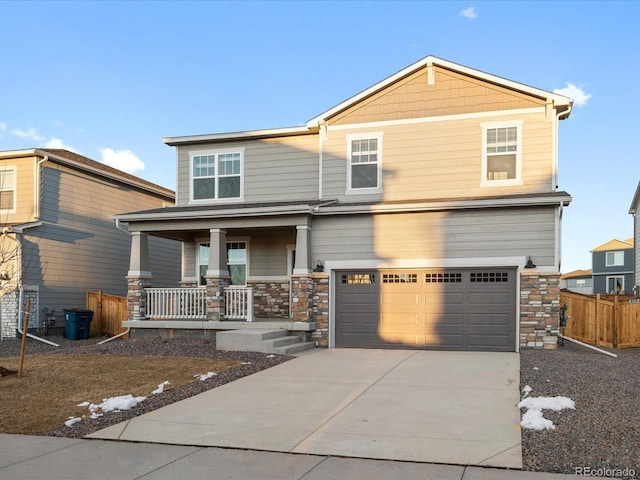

[198,241,248,286]
[0,168,16,212]
[346,133,383,194]
[191,149,243,202]
[481,121,522,186]
[605,251,624,267]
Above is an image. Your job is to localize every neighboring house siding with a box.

[0,155,38,225]
[23,163,180,313]
[592,249,635,294]
[312,207,556,266]
[175,135,319,206]
[329,66,543,125]
[321,110,553,203]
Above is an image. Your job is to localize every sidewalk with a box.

[0,434,576,480]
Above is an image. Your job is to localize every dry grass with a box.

[0,354,241,435]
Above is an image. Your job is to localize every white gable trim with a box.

[307,55,571,127]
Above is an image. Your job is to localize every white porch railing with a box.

[145,286,254,322]
[224,287,254,322]
[146,287,207,320]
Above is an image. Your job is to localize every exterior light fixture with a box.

[524,257,536,269]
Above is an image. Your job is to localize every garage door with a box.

[334,268,516,351]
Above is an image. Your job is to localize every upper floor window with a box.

[0,168,16,212]
[481,121,522,186]
[190,149,244,202]
[346,133,383,194]
[605,251,624,267]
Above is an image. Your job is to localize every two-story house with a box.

[591,238,635,294]
[0,148,181,338]
[630,182,640,296]
[115,55,572,352]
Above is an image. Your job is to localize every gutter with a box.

[34,156,48,220]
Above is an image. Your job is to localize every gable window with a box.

[0,168,16,211]
[190,149,243,202]
[346,133,383,194]
[481,121,522,186]
[198,241,248,286]
[605,251,624,267]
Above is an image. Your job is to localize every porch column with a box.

[126,232,152,322]
[205,229,230,321]
[291,224,313,322]
[293,225,311,275]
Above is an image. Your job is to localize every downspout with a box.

[556,202,564,272]
[34,156,48,220]
[553,103,571,270]
[318,122,327,200]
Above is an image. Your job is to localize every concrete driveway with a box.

[89,349,522,468]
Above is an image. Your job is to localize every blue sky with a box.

[1,1,638,273]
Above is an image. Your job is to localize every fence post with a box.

[595,294,600,346]
[613,295,619,348]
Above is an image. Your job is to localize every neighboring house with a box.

[115,55,573,352]
[591,238,634,294]
[630,181,640,296]
[559,269,593,294]
[0,149,181,338]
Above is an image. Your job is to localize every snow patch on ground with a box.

[518,390,575,431]
[152,381,170,395]
[194,372,217,381]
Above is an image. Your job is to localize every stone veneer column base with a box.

[520,271,561,349]
[127,276,153,322]
[206,276,230,321]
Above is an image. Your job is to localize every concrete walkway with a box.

[0,434,578,480]
[89,349,522,468]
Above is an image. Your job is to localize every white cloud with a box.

[554,83,592,107]
[0,122,6,131]
[460,7,477,20]
[100,148,145,174]
[11,126,45,141]
[45,137,77,152]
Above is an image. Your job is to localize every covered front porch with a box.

[117,205,329,345]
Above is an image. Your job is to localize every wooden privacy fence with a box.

[560,290,640,348]
[86,290,128,337]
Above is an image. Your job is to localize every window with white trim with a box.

[605,251,624,267]
[481,121,522,186]
[0,168,16,211]
[197,241,248,286]
[606,275,625,294]
[190,149,243,202]
[346,133,382,194]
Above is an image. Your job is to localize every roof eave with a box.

[33,149,174,199]
[629,181,640,214]
[163,125,316,146]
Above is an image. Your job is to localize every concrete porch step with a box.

[216,329,316,355]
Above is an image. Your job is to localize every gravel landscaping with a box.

[2,333,640,477]
[520,340,640,478]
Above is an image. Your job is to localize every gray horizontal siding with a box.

[312,206,557,266]
[176,135,319,206]
[28,166,180,314]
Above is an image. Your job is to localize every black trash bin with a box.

[64,309,94,340]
